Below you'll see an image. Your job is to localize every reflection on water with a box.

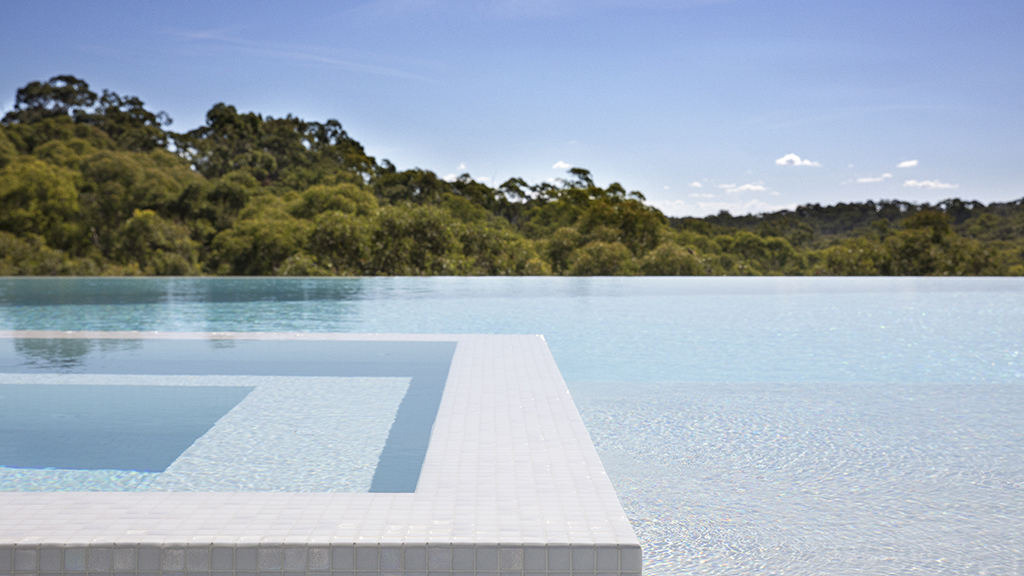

[14,338,93,369]
[13,338,143,370]
[2,277,1023,384]
[0,277,368,306]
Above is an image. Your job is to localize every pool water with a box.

[0,381,254,472]
[0,338,456,493]
[1,277,1022,575]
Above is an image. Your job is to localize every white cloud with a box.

[689,181,703,188]
[856,173,893,183]
[690,193,714,198]
[717,182,767,194]
[897,160,919,168]
[552,160,572,169]
[903,179,958,189]
[457,163,466,170]
[651,198,797,218]
[443,173,457,182]
[663,185,670,190]
[727,183,767,193]
[775,153,821,167]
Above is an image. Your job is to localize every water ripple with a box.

[576,381,1024,575]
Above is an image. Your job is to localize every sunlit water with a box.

[2,276,1022,575]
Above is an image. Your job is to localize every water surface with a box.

[1,277,1022,575]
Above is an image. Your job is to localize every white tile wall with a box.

[0,332,642,575]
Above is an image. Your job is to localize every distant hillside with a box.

[677,198,1024,244]
[1,75,1022,276]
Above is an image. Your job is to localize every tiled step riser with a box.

[3,543,643,575]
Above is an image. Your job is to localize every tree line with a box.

[1,75,1022,276]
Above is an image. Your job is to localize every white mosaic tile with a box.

[0,332,641,574]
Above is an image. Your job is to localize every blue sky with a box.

[2,0,1022,216]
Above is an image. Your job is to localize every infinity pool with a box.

[1,277,1022,575]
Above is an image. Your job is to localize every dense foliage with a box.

[2,76,1022,276]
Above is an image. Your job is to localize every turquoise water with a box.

[1,277,1023,575]
[2,276,1022,384]
[0,382,252,472]
[0,338,455,493]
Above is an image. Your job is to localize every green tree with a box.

[294,182,377,219]
[0,157,82,249]
[639,243,703,275]
[458,222,538,275]
[0,128,17,168]
[715,231,802,274]
[77,90,172,152]
[812,237,886,275]
[3,116,115,155]
[366,205,462,275]
[209,214,313,275]
[372,167,452,205]
[174,103,374,184]
[576,198,665,256]
[275,253,332,276]
[544,227,582,274]
[308,210,374,275]
[78,150,196,253]
[1,75,97,125]
[114,209,199,275]
[441,193,490,223]
[881,227,1000,276]
[208,194,313,275]
[32,138,98,170]
[0,231,71,275]
[566,241,637,276]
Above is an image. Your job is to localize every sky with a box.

[2,0,1022,217]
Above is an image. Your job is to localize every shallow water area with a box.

[0,336,456,493]
[0,374,409,492]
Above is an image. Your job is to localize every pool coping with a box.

[0,331,641,575]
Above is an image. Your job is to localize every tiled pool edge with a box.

[0,332,642,576]
[0,542,640,574]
